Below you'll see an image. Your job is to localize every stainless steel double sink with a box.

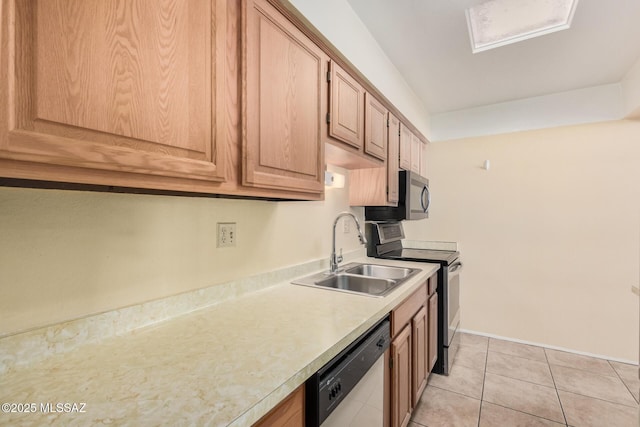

[292,262,421,297]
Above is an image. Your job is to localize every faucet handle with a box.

[337,248,343,263]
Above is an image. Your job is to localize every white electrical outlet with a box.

[217,222,236,247]
[343,219,350,234]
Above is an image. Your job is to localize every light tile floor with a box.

[410,332,639,427]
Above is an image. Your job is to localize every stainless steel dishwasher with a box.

[306,317,390,427]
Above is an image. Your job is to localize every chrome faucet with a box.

[330,212,367,274]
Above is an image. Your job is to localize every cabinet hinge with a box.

[387,118,390,127]
[389,356,393,369]
[326,113,331,124]
[327,71,331,82]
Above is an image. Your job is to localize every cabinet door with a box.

[243,0,324,195]
[253,385,304,427]
[364,93,388,161]
[428,292,439,373]
[346,110,399,206]
[329,61,365,149]
[412,306,428,407]
[1,0,226,185]
[420,139,428,178]
[387,113,400,204]
[391,325,412,427]
[410,133,421,174]
[399,123,412,171]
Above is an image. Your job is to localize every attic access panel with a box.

[466,0,579,53]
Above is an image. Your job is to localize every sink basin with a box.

[315,274,396,296]
[292,262,421,297]
[344,264,416,280]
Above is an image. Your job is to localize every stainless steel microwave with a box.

[365,171,430,221]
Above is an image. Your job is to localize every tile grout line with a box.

[550,362,639,408]
[606,359,640,405]
[555,387,640,409]
[481,401,569,426]
[484,342,568,425]
[489,349,551,366]
[427,383,482,401]
[544,348,569,426]
[477,340,489,427]
[546,360,623,379]
[490,351,546,363]
[425,334,637,426]
[485,369,557,389]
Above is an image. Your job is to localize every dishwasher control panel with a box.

[327,379,342,402]
[305,317,390,426]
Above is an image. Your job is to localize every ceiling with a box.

[346,0,640,115]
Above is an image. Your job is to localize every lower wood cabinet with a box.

[252,385,304,427]
[391,325,413,427]
[411,306,428,407]
[389,273,438,427]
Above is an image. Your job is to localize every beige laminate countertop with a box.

[0,257,439,427]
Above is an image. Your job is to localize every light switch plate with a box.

[217,222,236,247]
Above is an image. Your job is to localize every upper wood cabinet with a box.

[364,93,388,161]
[410,133,421,174]
[0,0,227,186]
[420,139,428,178]
[243,0,325,195]
[387,113,400,204]
[325,60,382,169]
[328,61,364,149]
[348,111,399,206]
[0,0,424,201]
[399,122,427,178]
[399,123,412,171]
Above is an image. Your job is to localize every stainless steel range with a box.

[365,221,462,375]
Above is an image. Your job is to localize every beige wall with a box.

[623,56,640,119]
[404,120,640,362]
[0,167,363,336]
[2,122,637,361]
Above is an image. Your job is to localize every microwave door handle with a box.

[421,185,431,213]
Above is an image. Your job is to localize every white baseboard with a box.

[458,328,638,366]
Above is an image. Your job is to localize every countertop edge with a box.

[230,257,440,426]
[0,256,440,427]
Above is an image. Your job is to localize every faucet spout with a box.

[330,212,367,274]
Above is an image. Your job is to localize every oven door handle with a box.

[449,261,463,273]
